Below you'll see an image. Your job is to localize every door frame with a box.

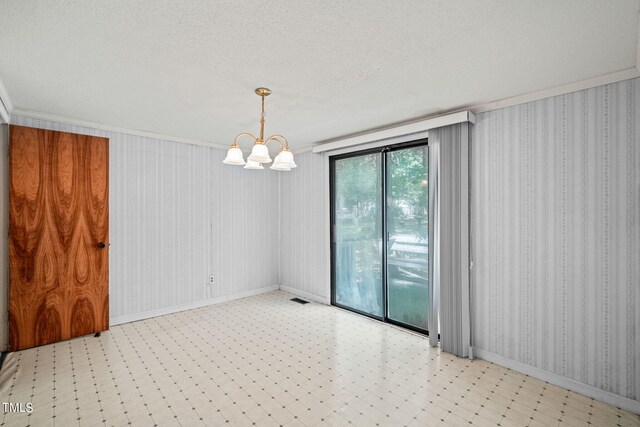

[329,138,430,336]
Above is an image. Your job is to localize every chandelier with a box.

[223,87,297,171]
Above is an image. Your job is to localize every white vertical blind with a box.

[428,136,440,348]
[429,123,471,357]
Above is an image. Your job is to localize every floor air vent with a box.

[290,297,309,304]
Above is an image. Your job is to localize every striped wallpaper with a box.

[2,76,638,406]
[279,78,640,405]
[471,78,640,403]
[7,116,280,322]
[278,151,330,302]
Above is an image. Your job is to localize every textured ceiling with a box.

[0,0,638,149]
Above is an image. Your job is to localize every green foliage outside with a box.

[334,146,430,330]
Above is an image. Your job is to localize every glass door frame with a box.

[329,138,430,336]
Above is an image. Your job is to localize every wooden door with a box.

[9,125,109,351]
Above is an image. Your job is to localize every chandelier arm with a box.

[264,135,285,150]
[265,134,290,150]
[232,132,258,147]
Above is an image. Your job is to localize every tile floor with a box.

[0,291,638,427]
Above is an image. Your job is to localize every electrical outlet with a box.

[209,275,215,286]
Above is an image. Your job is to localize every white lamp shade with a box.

[270,153,291,171]
[270,162,291,171]
[248,143,272,163]
[223,147,245,165]
[277,150,297,168]
[243,159,264,170]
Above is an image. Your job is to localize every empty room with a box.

[0,1,639,426]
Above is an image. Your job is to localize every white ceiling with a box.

[0,0,638,149]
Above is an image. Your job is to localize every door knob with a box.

[97,242,106,249]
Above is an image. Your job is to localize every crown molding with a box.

[469,67,639,114]
[3,67,640,152]
[0,75,11,124]
[10,108,229,150]
[292,145,314,154]
[307,67,639,154]
[0,100,8,125]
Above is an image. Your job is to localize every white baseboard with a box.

[110,285,279,326]
[278,285,330,305]
[226,285,280,302]
[474,348,640,415]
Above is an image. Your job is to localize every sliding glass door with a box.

[386,146,429,330]
[331,141,429,333]
[332,153,384,317]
